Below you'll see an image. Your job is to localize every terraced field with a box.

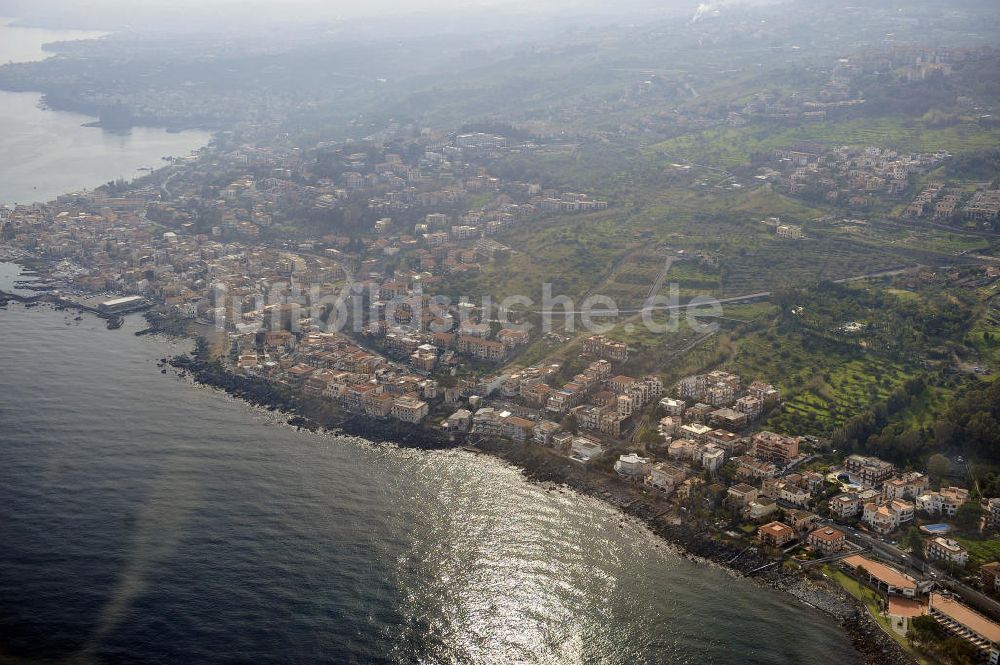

[718,237,909,297]
[649,118,1000,169]
[600,250,672,308]
[726,328,916,436]
[768,357,913,435]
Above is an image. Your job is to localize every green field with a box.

[724,327,916,436]
[718,236,909,297]
[649,118,1000,169]
[954,536,1000,566]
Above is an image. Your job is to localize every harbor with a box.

[0,287,150,329]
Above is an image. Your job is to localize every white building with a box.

[659,397,686,416]
[569,436,604,464]
[701,446,725,474]
[615,453,651,479]
[916,486,969,517]
[926,538,969,567]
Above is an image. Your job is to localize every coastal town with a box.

[1,3,1000,662]
[2,123,1000,663]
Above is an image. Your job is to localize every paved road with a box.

[823,517,1000,620]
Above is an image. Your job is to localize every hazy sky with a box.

[0,0,706,30]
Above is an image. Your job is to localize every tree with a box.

[940,637,982,665]
[928,453,950,482]
[955,502,985,534]
[909,615,947,645]
[905,527,925,559]
[560,413,578,435]
[637,428,663,446]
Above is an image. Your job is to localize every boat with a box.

[106,316,124,330]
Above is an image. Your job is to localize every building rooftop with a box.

[760,521,795,537]
[843,555,916,590]
[809,527,845,542]
[930,593,1000,644]
[887,597,925,619]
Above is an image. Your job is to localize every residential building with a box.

[863,499,914,534]
[709,407,748,430]
[747,497,778,521]
[391,395,429,423]
[472,407,505,436]
[776,224,803,239]
[701,446,725,474]
[759,521,796,547]
[648,462,687,494]
[532,420,561,445]
[883,472,929,501]
[551,431,573,451]
[502,415,536,442]
[680,423,712,443]
[668,438,696,461]
[751,431,799,467]
[807,527,846,556]
[444,409,473,432]
[659,397,686,416]
[981,562,1000,594]
[926,538,969,567]
[988,498,1000,528]
[615,453,651,479]
[785,508,820,535]
[779,483,811,507]
[734,454,780,481]
[844,454,895,487]
[706,429,741,455]
[830,493,862,520]
[658,416,679,437]
[916,486,969,517]
[728,483,759,508]
[568,436,604,464]
[582,335,628,362]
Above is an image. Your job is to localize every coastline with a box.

[0,287,916,664]
[160,321,913,665]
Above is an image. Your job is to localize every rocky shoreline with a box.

[165,341,915,665]
[0,297,914,664]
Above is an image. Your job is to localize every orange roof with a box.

[759,521,794,536]
[843,555,916,590]
[888,597,925,619]
[930,593,1000,644]
[809,527,846,542]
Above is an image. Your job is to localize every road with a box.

[159,168,179,199]
[823,517,1000,620]
[646,255,676,302]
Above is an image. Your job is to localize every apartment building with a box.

[926,538,969,567]
[845,454,895,487]
[751,431,799,467]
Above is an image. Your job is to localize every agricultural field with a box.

[954,537,1000,567]
[827,222,989,257]
[600,249,672,309]
[649,117,1000,169]
[717,236,909,297]
[966,291,1000,377]
[660,261,722,300]
[723,326,917,436]
[443,208,636,302]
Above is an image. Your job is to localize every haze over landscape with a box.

[1,1,1000,664]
